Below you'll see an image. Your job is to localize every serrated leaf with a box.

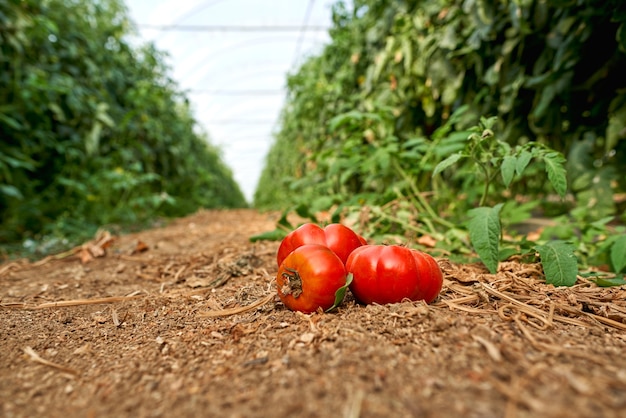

[500,155,516,188]
[542,151,567,198]
[536,241,578,286]
[433,153,466,177]
[468,204,503,274]
[326,273,353,313]
[515,150,532,176]
[610,235,626,273]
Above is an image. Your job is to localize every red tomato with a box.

[276,244,348,313]
[346,245,443,305]
[277,223,366,267]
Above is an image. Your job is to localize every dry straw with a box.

[436,260,626,333]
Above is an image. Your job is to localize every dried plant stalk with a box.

[23,346,79,376]
[197,294,273,318]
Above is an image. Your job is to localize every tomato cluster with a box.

[277,223,366,267]
[275,223,443,313]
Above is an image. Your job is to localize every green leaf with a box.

[249,211,293,242]
[295,203,319,222]
[542,151,568,198]
[536,241,578,286]
[532,84,557,119]
[606,105,626,152]
[0,184,23,199]
[328,110,364,132]
[515,150,532,176]
[309,195,335,214]
[326,273,353,313]
[373,38,393,82]
[249,228,289,242]
[593,275,626,288]
[0,113,23,130]
[500,155,516,188]
[0,152,36,170]
[618,23,626,53]
[432,153,466,177]
[610,235,626,273]
[480,116,498,130]
[499,246,519,262]
[276,211,293,229]
[468,203,503,274]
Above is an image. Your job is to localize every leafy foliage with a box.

[611,235,626,273]
[535,241,578,287]
[0,0,246,253]
[467,204,503,274]
[255,0,626,285]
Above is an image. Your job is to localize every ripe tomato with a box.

[277,223,366,267]
[346,245,443,305]
[276,244,348,313]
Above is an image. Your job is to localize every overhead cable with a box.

[292,0,316,63]
[190,89,284,95]
[137,24,330,32]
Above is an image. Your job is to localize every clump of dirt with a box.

[1,209,626,418]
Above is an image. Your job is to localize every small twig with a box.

[111,308,120,327]
[441,301,492,315]
[343,388,366,418]
[0,294,144,310]
[513,317,610,364]
[33,295,143,309]
[0,302,26,309]
[23,346,79,376]
[197,294,274,318]
[173,265,187,281]
[441,295,479,305]
[557,304,626,332]
[118,255,149,262]
[208,273,232,288]
[472,335,502,362]
[0,261,24,278]
[480,283,589,328]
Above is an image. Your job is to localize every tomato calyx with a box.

[280,267,303,298]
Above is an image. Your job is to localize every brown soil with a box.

[1,209,626,418]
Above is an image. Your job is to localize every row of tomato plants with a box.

[275,223,443,313]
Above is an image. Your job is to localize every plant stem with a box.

[476,161,491,207]
[393,161,456,230]
[371,206,443,239]
[393,187,437,233]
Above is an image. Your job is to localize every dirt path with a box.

[1,209,626,418]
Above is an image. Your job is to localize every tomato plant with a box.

[346,245,443,305]
[276,244,349,313]
[276,223,366,267]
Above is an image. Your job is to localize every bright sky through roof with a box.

[125,0,339,203]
